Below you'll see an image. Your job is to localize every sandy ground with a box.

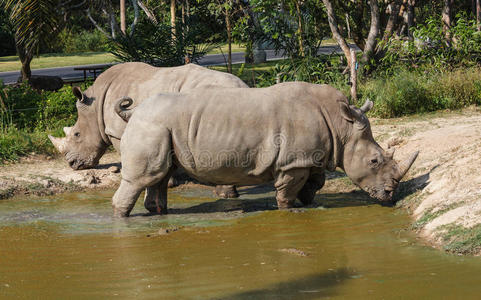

[0,152,122,198]
[0,107,480,253]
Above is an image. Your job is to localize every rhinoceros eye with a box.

[370,159,378,164]
[74,132,80,137]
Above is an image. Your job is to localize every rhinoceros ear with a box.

[360,99,374,114]
[72,86,86,103]
[339,101,354,122]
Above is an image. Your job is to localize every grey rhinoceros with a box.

[48,62,247,200]
[111,82,419,217]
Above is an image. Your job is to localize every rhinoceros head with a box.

[340,100,419,202]
[48,86,108,170]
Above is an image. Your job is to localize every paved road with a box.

[0,45,344,84]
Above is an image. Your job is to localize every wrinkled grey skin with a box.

[112,82,419,217]
[48,62,247,200]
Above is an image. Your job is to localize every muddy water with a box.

[1,185,481,299]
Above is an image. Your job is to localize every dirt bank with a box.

[370,107,481,255]
[0,108,480,254]
[0,151,122,199]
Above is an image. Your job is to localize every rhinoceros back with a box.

[125,82,342,185]
[88,62,248,149]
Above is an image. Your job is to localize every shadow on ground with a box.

[216,268,355,300]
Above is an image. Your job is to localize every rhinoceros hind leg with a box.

[274,169,310,209]
[112,179,144,217]
[297,172,325,206]
[144,169,174,214]
[214,185,239,198]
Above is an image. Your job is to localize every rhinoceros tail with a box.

[115,96,134,122]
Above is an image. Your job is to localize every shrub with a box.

[111,19,216,67]
[255,56,347,90]
[0,83,78,131]
[36,87,77,130]
[0,128,54,161]
[359,67,481,118]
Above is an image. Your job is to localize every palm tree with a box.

[1,0,59,81]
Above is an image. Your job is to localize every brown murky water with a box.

[1,185,481,299]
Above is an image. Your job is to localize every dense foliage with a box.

[0,82,85,161]
[111,18,216,66]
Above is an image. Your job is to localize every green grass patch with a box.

[439,223,481,255]
[0,128,56,161]
[0,52,117,72]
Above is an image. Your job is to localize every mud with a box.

[1,108,481,254]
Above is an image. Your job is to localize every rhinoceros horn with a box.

[360,99,374,114]
[115,96,134,122]
[48,135,67,154]
[63,126,72,136]
[396,151,419,180]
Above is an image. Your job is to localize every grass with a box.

[439,223,481,255]
[0,43,248,72]
[0,52,118,72]
[207,43,246,55]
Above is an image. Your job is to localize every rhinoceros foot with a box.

[214,185,239,199]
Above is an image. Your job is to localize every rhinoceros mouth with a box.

[66,153,98,170]
[364,185,396,202]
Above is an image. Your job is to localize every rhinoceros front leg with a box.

[214,185,239,198]
[112,179,144,217]
[144,169,174,215]
[274,169,310,209]
[297,172,325,206]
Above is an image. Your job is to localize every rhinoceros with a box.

[111,82,419,217]
[48,62,247,200]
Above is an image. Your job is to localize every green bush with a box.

[111,19,216,67]
[0,83,78,131]
[359,67,481,118]
[255,56,347,90]
[0,82,84,162]
[0,128,54,161]
[36,87,77,130]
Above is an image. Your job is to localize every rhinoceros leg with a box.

[274,169,310,209]
[297,172,325,206]
[214,185,239,198]
[144,169,175,214]
[112,179,144,217]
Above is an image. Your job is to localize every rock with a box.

[279,248,308,257]
[18,75,63,91]
[85,171,99,184]
[40,179,52,188]
[387,136,405,148]
[158,226,180,235]
[108,166,120,173]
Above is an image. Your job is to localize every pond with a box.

[1,185,481,299]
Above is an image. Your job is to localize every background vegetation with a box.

[0,0,480,162]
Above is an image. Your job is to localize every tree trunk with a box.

[225,7,232,73]
[295,1,305,57]
[477,0,481,31]
[362,0,380,63]
[345,13,351,39]
[442,0,453,45]
[407,0,415,39]
[350,49,357,103]
[383,0,403,41]
[16,42,32,82]
[171,0,176,38]
[322,0,352,67]
[138,0,158,24]
[120,0,126,34]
